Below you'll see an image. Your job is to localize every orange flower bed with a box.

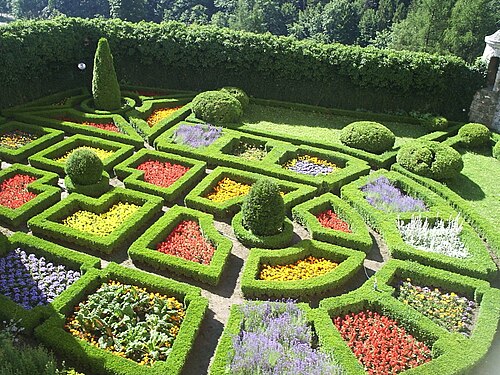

[146,107,183,127]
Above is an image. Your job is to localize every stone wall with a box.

[469,89,500,132]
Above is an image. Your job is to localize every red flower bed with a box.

[334,310,432,375]
[0,174,38,209]
[156,220,215,264]
[316,209,351,233]
[137,160,190,188]
[55,117,120,133]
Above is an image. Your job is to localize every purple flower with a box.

[172,123,222,148]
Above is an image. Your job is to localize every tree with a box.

[92,38,121,111]
[108,0,146,22]
[10,0,47,18]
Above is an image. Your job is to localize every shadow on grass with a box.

[447,173,485,201]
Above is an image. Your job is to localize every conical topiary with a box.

[92,38,121,111]
[241,179,285,236]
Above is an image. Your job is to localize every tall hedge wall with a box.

[0,17,484,119]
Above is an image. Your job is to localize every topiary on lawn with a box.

[220,87,250,109]
[420,115,449,130]
[192,91,243,124]
[92,38,121,111]
[458,123,490,148]
[397,140,463,181]
[339,121,395,154]
[494,141,500,161]
[65,149,103,185]
[241,179,285,236]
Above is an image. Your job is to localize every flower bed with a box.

[65,280,185,366]
[147,106,183,127]
[317,209,351,232]
[0,129,38,149]
[54,117,121,133]
[333,310,432,374]
[259,255,338,281]
[0,248,81,309]
[0,174,37,209]
[283,154,338,176]
[137,160,190,188]
[396,278,476,335]
[231,141,268,161]
[205,177,251,203]
[361,176,427,212]
[55,146,114,163]
[62,202,140,237]
[172,123,222,148]
[156,220,215,265]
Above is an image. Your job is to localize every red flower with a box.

[156,220,215,264]
[316,209,351,233]
[0,174,38,209]
[137,160,189,188]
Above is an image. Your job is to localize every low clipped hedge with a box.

[339,121,395,154]
[126,98,193,142]
[494,141,500,161]
[34,262,208,375]
[0,164,60,228]
[0,232,100,332]
[184,166,317,219]
[28,134,135,176]
[129,206,232,286]
[292,193,372,252]
[1,88,86,115]
[232,211,294,249]
[240,240,365,299]
[64,171,111,197]
[0,121,64,163]
[28,188,163,255]
[114,149,206,203]
[458,123,491,149]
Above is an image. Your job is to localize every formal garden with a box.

[0,17,500,375]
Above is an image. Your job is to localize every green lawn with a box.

[238,104,428,148]
[446,150,500,229]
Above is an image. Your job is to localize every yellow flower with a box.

[55,146,114,163]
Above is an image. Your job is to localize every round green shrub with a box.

[339,121,395,154]
[421,115,448,130]
[192,90,243,123]
[220,87,250,109]
[65,149,104,185]
[458,123,490,148]
[241,179,285,236]
[397,141,463,181]
[493,141,500,161]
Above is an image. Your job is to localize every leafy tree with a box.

[92,38,121,111]
[10,0,47,18]
[109,0,146,22]
[54,0,109,18]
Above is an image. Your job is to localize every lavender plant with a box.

[0,249,81,309]
[283,155,337,177]
[397,216,470,259]
[172,123,222,148]
[229,300,344,375]
[361,176,427,213]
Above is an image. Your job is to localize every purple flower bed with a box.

[283,155,337,177]
[361,176,427,213]
[172,123,222,148]
[0,249,81,310]
[229,300,344,375]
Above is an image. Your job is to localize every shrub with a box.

[92,38,121,111]
[241,179,285,236]
[397,141,463,181]
[494,141,500,161]
[420,114,449,130]
[191,91,243,123]
[65,149,103,185]
[220,87,250,109]
[458,123,490,148]
[339,121,395,154]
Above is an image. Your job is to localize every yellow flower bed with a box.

[259,256,338,281]
[62,202,140,236]
[147,106,183,128]
[55,146,114,163]
[205,177,252,203]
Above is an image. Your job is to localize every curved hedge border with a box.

[114,149,206,203]
[14,108,144,148]
[241,239,365,299]
[0,164,60,227]
[34,262,208,375]
[184,166,317,219]
[28,188,163,254]
[292,193,372,252]
[121,85,196,102]
[0,232,100,332]
[0,121,64,163]
[127,98,193,142]
[28,134,135,176]
[129,205,232,286]
[231,211,294,249]
[0,18,482,120]
[64,171,111,197]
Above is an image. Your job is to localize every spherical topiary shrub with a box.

[421,115,448,130]
[220,87,250,109]
[65,149,104,185]
[192,91,243,124]
[397,141,463,181]
[339,121,395,154]
[241,179,285,236]
[493,141,500,161]
[458,123,490,148]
